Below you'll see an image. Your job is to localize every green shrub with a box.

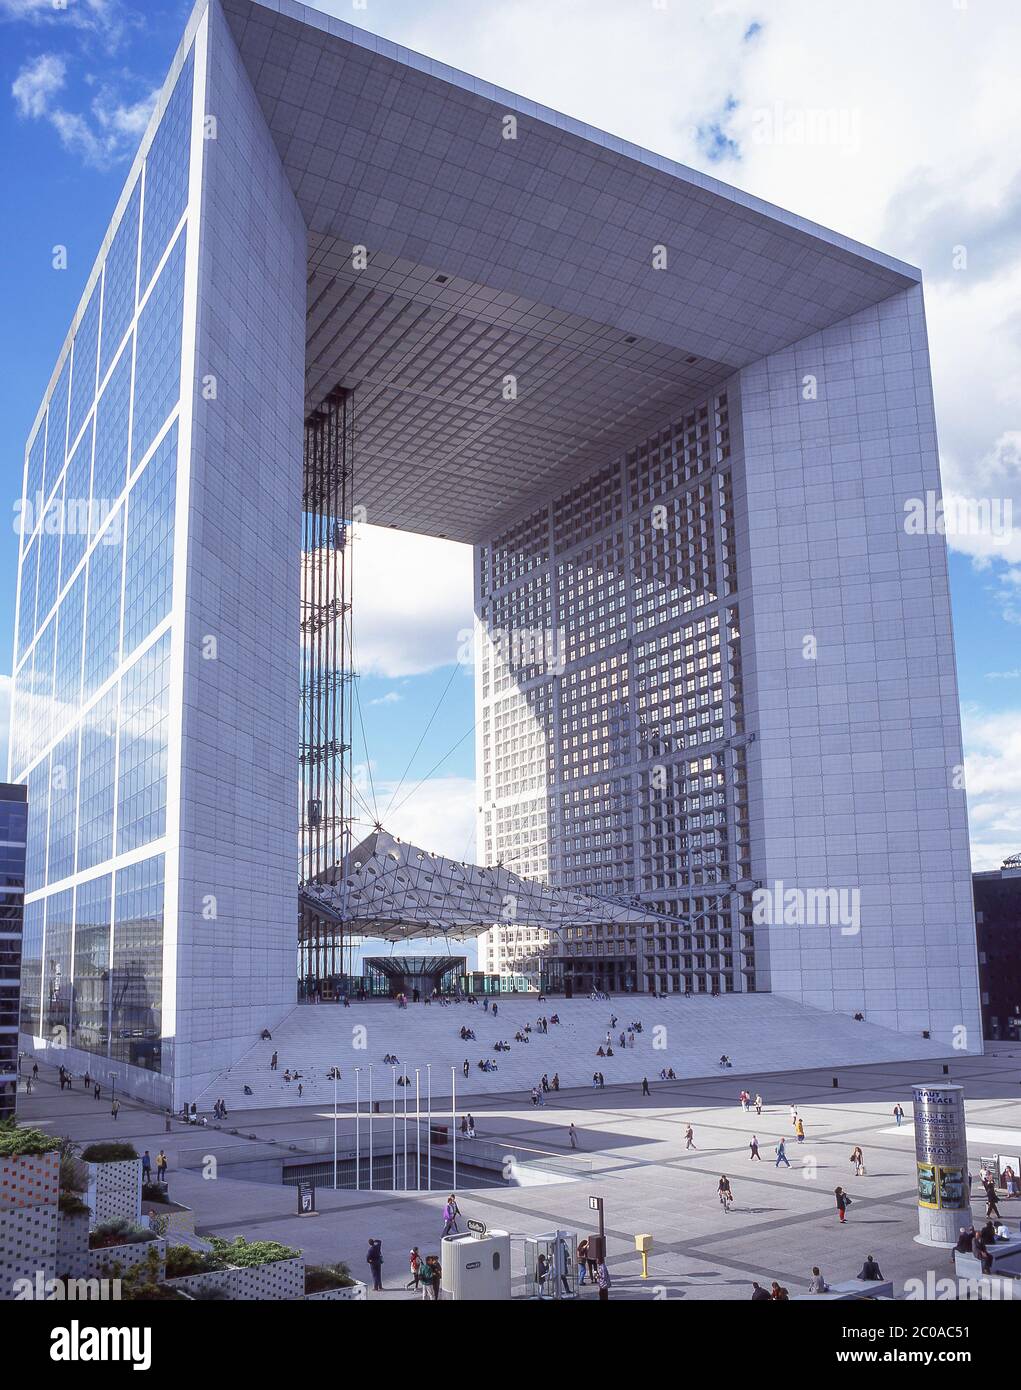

[120,1248,185,1301]
[0,1121,61,1158]
[60,1152,87,1194]
[188,1284,231,1300]
[165,1245,226,1278]
[80,1141,138,1163]
[58,1192,91,1217]
[89,1217,153,1249]
[209,1236,299,1268]
[124,1283,188,1301]
[305,1261,354,1293]
[142,1181,170,1204]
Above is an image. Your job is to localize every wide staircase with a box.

[196,993,948,1112]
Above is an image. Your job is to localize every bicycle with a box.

[719,1188,733,1213]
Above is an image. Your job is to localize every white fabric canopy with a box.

[299,827,683,941]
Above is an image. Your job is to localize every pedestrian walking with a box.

[441,1194,461,1236]
[568,1123,578,1150]
[111,1099,120,1121]
[835,1186,851,1223]
[795,1116,805,1144]
[596,1260,611,1301]
[685,1124,696,1150]
[850,1145,865,1176]
[893,1103,904,1127]
[93,1083,101,1101]
[749,1136,761,1160]
[577,1237,589,1285]
[775,1138,791,1168]
[641,1077,650,1096]
[366,1238,384,1291]
[754,1093,762,1116]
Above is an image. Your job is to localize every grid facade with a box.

[476,392,754,993]
[0,785,27,1121]
[10,41,198,1094]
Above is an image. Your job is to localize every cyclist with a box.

[718,1175,734,1212]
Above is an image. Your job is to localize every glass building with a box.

[12,36,202,1106]
[0,784,27,1121]
[12,0,982,1107]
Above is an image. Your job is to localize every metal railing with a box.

[176,1132,591,1188]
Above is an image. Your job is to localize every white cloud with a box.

[368,690,402,706]
[962,705,1021,870]
[352,774,477,863]
[0,0,129,48]
[352,523,473,678]
[11,50,65,117]
[11,49,157,167]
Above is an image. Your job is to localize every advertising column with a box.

[911,1084,970,1246]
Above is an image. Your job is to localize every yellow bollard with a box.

[635,1232,653,1278]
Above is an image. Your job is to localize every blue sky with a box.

[2,0,1018,872]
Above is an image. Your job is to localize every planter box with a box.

[86,1159,142,1229]
[166,1256,305,1301]
[0,1152,61,1300]
[0,1204,59,1301]
[87,1237,166,1282]
[56,1209,90,1280]
[305,1281,366,1301]
[231,1255,305,1301]
[0,1150,60,1209]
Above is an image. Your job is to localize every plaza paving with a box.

[17,1045,1021,1301]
